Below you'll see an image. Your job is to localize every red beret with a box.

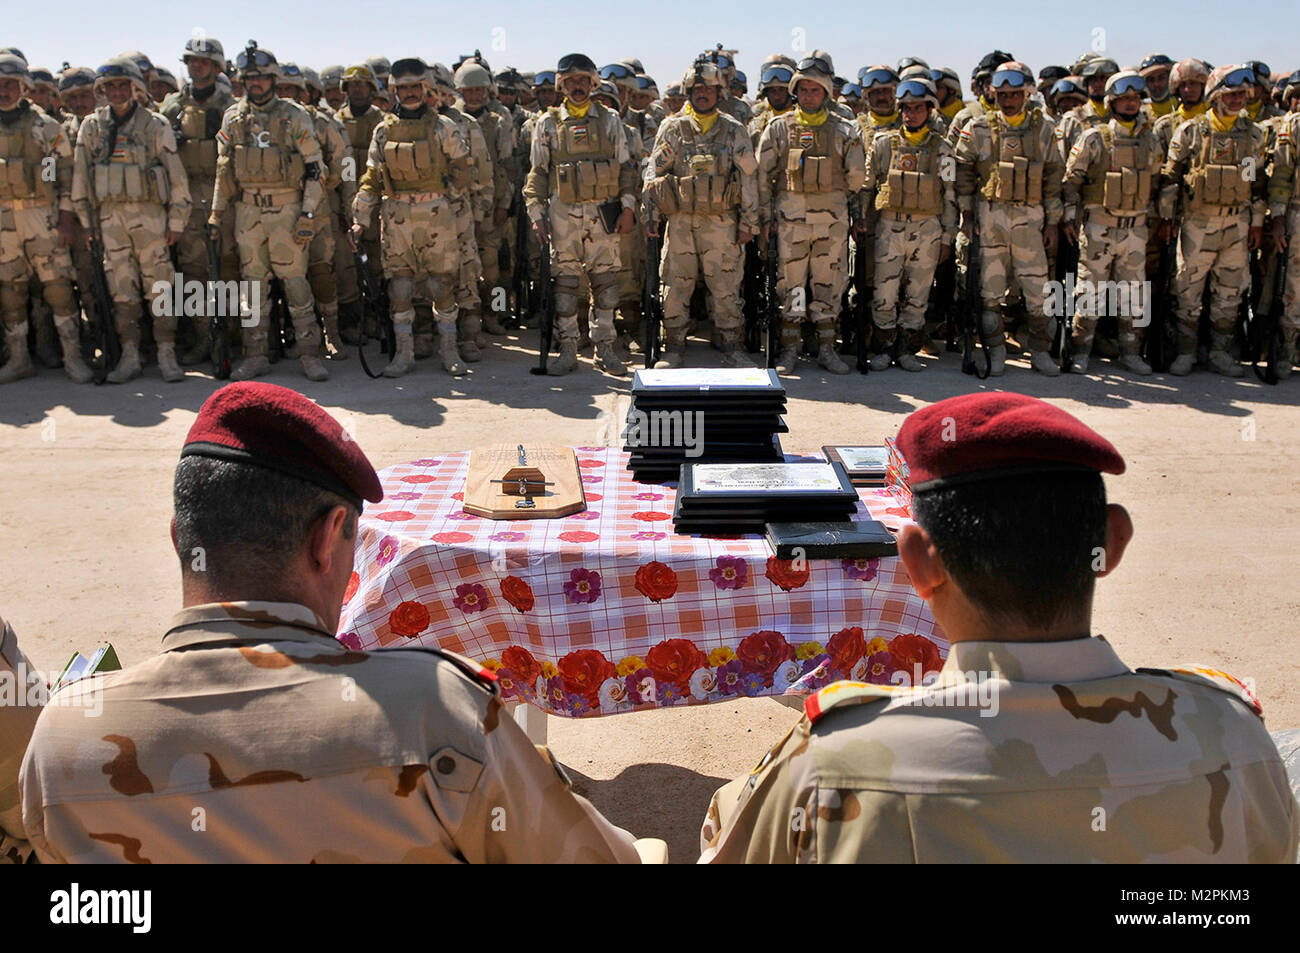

[181,382,382,507]
[897,393,1124,492]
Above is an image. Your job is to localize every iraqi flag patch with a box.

[799,128,815,149]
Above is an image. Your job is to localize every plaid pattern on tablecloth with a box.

[338,446,945,718]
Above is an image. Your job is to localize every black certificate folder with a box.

[674,461,859,534]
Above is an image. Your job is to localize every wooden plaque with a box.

[462,445,587,520]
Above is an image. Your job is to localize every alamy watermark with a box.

[150,273,263,326]
[624,409,706,458]
[0,663,103,717]
[1044,275,1152,327]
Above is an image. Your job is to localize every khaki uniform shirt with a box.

[0,617,40,863]
[700,637,1298,863]
[72,103,191,231]
[20,602,640,863]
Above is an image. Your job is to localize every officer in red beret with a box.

[20,382,649,863]
[700,393,1298,863]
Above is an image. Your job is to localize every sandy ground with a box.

[2,334,1297,863]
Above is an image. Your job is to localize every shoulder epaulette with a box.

[804,679,904,723]
[1137,665,1261,715]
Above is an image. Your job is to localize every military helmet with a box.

[1051,77,1088,105]
[683,60,725,92]
[899,64,930,82]
[701,45,737,80]
[1038,65,1069,85]
[1206,64,1255,102]
[430,62,455,91]
[599,62,638,92]
[555,52,599,89]
[1070,52,1100,74]
[761,53,796,72]
[930,67,962,96]
[1169,58,1211,99]
[839,82,863,104]
[392,57,434,91]
[732,70,747,93]
[0,48,27,65]
[94,56,148,96]
[635,74,658,98]
[1281,69,1300,102]
[896,76,939,108]
[342,62,378,90]
[120,50,155,76]
[319,65,344,89]
[621,57,645,74]
[236,42,279,80]
[0,53,32,90]
[592,80,620,107]
[365,56,391,80]
[153,66,179,93]
[664,82,684,102]
[990,61,1035,91]
[1080,57,1120,81]
[302,67,324,97]
[29,67,57,92]
[1104,70,1146,101]
[760,62,793,93]
[858,65,900,90]
[183,35,225,67]
[1242,60,1271,88]
[974,50,1015,80]
[454,50,491,73]
[533,70,556,89]
[58,65,96,92]
[790,51,835,99]
[493,67,523,93]
[897,56,930,73]
[1138,53,1173,78]
[454,61,491,89]
[277,62,306,91]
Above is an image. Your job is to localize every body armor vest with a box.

[230,102,306,190]
[783,119,847,193]
[649,116,739,215]
[0,107,55,202]
[978,108,1046,205]
[1080,124,1154,214]
[339,104,382,154]
[1185,117,1254,210]
[875,130,944,216]
[90,107,167,204]
[307,107,343,191]
[381,112,449,195]
[169,87,230,181]
[548,104,620,204]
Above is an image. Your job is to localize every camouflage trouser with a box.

[662,213,743,340]
[307,209,337,314]
[976,198,1052,352]
[549,199,621,345]
[176,178,237,282]
[872,214,942,347]
[380,194,458,333]
[777,214,849,346]
[233,200,319,358]
[618,217,645,308]
[1170,209,1249,355]
[1071,213,1148,356]
[328,190,359,305]
[452,198,484,341]
[0,202,78,332]
[1280,206,1300,353]
[477,214,505,301]
[98,202,176,346]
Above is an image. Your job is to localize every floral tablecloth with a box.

[338,444,946,718]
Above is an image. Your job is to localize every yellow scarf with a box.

[1178,101,1209,123]
[565,98,590,118]
[940,98,963,121]
[870,109,899,127]
[1002,109,1027,128]
[1150,97,1176,118]
[1089,99,1109,120]
[1113,117,1137,136]
[683,102,718,134]
[796,106,828,127]
[1247,100,1263,120]
[901,126,929,146]
[1209,107,1238,133]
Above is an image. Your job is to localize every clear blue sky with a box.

[14,0,1297,91]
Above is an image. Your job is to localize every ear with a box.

[307,505,351,574]
[170,515,180,558]
[1097,503,1133,578]
[897,522,948,600]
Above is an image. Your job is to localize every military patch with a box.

[900,153,917,171]
[571,123,589,144]
[804,680,902,723]
[799,128,815,149]
[1210,139,1237,164]
[1138,665,1262,715]
[216,128,229,146]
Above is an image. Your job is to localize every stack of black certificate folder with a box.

[624,368,788,483]
[673,461,860,535]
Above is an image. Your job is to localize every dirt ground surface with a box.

[2,335,1297,864]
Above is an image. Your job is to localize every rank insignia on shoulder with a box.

[1138,665,1261,715]
[436,648,500,688]
[804,680,902,723]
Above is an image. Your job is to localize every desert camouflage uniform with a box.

[945,96,991,147]
[756,109,866,353]
[353,106,471,372]
[20,602,641,864]
[212,95,325,371]
[628,107,659,156]
[1063,113,1163,358]
[614,113,646,343]
[1158,112,1267,358]
[0,617,39,863]
[700,639,1299,863]
[73,103,191,361]
[457,97,515,337]
[1149,103,1209,278]
[0,102,82,382]
[863,125,958,357]
[1264,110,1300,366]
[748,103,793,148]
[522,100,638,354]
[720,94,753,126]
[336,100,385,333]
[644,108,758,355]
[437,101,493,359]
[955,106,1064,355]
[1054,99,1109,163]
[304,103,352,358]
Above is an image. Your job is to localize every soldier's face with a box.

[936,85,955,107]
[1145,68,1170,100]
[61,86,95,117]
[0,78,22,109]
[148,81,172,102]
[689,84,719,113]
[1085,76,1106,99]
[245,75,274,103]
[461,86,487,108]
[498,89,516,107]
[324,87,345,109]
[901,101,930,129]
[630,91,653,110]
[345,80,373,110]
[1057,94,1087,112]
[1112,90,1142,120]
[867,87,894,113]
[186,57,217,86]
[1218,89,1247,113]
[765,87,789,110]
[794,80,826,111]
[275,83,300,101]
[995,88,1026,114]
[536,86,558,108]
[562,75,592,103]
[665,95,685,113]
[100,78,133,109]
[1247,82,1266,104]
[396,81,425,109]
[1177,81,1203,104]
[30,86,54,110]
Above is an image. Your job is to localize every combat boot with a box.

[1276,347,1296,379]
[300,355,329,382]
[1167,353,1195,376]
[718,336,755,368]
[653,348,683,369]
[382,331,415,378]
[817,343,850,375]
[460,338,482,362]
[481,312,508,335]
[987,344,1007,377]
[321,307,348,361]
[231,354,271,381]
[896,351,924,372]
[1207,349,1243,378]
[0,326,36,383]
[869,352,892,371]
[338,300,362,345]
[438,321,467,376]
[157,343,185,383]
[1066,354,1089,374]
[1119,352,1152,375]
[595,342,628,376]
[1030,351,1060,377]
[54,317,92,384]
[107,341,142,384]
[33,311,61,368]
[547,340,578,376]
[179,322,210,366]
[775,345,799,376]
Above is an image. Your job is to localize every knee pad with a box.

[553,274,581,316]
[41,278,78,316]
[979,309,1002,336]
[1,281,29,325]
[282,276,314,312]
[388,275,414,313]
[590,273,620,310]
[427,275,455,312]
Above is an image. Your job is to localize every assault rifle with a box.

[86,229,120,385]
[1247,248,1288,384]
[1143,235,1177,372]
[764,214,779,368]
[643,230,663,367]
[206,234,230,379]
[853,232,872,373]
[529,230,555,375]
[354,244,391,378]
[961,214,991,379]
[511,196,530,328]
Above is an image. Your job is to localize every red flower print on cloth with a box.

[577,459,605,468]
[632,511,670,522]
[737,630,794,682]
[635,561,678,602]
[389,601,430,638]
[826,626,867,675]
[338,632,362,650]
[568,511,600,520]
[410,459,441,466]
[452,583,490,615]
[709,555,748,590]
[889,633,943,678]
[401,474,438,484]
[842,557,880,581]
[501,645,542,686]
[431,532,474,544]
[500,576,535,612]
[630,531,666,541]
[489,532,525,542]
[558,531,599,543]
[563,568,602,604]
[646,638,707,688]
[375,511,415,522]
[765,557,810,591]
[376,535,399,566]
[580,475,603,484]
[451,492,465,501]
[342,572,360,605]
[558,649,615,701]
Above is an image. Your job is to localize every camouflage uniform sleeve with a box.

[609,109,637,210]
[490,117,512,213]
[154,118,191,232]
[36,114,75,215]
[523,114,552,220]
[1268,115,1296,219]
[1248,123,1268,229]
[352,122,386,229]
[939,135,959,239]
[1041,117,1063,226]
[290,106,325,218]
[954,119,984,214]
[71,117,96,229]
[329,119,357,214]
[841,121,867,223]
[756,118,782,224]
[0,616,40,864]
[1159,121,1195,221]
[732,121,759,234]
[210,106,239,221]
[439,115,473,194]
[1062,127,1101,222]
